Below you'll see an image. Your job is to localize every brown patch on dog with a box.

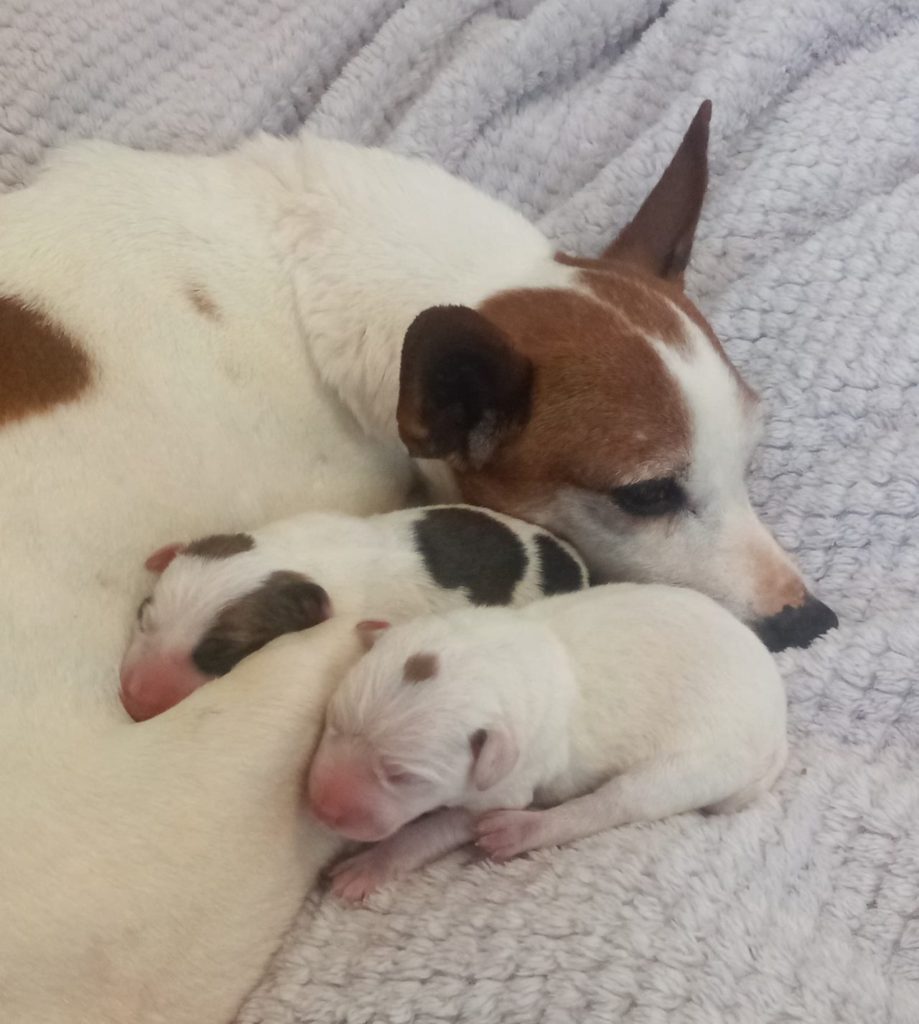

[192,571,330,677]
[403,652,439,684]
[454,285,691,513]
[556,255,686,348]
[186,533,255,560]
[558,253,758,406]
[186,285,221,322]
[0,295,93,427]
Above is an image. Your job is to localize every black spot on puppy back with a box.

[414,507,527,606]
[535,533,586,595]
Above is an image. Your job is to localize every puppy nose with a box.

[308,792,349,829]
[752,591,838,652]
[119,653,208,721]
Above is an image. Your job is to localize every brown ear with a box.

[604,100,712,281]
[397,305,534,468]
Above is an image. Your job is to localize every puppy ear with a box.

[469,727,519,791]
[291,581,332,627]
[356,620,391,650]
[397,305,533,469]
[604,100,711,282]
[144,543,186,574]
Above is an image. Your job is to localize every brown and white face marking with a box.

[120,533,330,720]
[398,102,836,650]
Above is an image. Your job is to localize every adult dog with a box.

[0,102,834,1022]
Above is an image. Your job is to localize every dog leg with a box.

[476,749,765,861]
[328,807,473,902]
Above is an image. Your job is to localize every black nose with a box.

[752,592,838,652]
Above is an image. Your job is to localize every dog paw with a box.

[474,809,547,862]
[327,847,397,903]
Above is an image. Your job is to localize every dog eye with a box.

[381,762,422,786]
[136,597,152,629]
[610,477,687,517]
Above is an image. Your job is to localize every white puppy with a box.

[307,584,787,902]
[120,504,587,720]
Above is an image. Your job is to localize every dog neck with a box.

[250,131,575,465]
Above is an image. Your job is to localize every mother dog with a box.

[0,102,834,1023]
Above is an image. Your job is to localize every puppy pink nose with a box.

[119,653,209,722]
[309,792,351,829]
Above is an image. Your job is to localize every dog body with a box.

[0,105,827,1020]
[308,585,788,901]
[120,505,587,720]
[1,620,363,1024]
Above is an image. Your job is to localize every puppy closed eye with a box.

[380,761,424,787]
[610,477,687,517]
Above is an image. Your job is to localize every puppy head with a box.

[307,618,519,843]
[120,533,330,721]
[397,102,837,650]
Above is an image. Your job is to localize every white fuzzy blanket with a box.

[2,1,918,1021]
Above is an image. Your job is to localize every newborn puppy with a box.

[121,505,587,720]
[308,584,787,902]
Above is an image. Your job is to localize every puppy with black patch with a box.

[307,584,787,902]
[121,505,587,720]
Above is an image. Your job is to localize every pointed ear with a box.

[144,543,186,574]
[469,727,519,791]
[397,305,534,469]
[604,100,712,282]
[356,620,391,651]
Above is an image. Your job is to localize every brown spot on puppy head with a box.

[186,533,255,560]
[403,652,439,684]
[192,571,331,677]
[186,285,221,322]
[0,295,93,427]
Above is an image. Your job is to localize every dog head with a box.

[308,617,528,842]
[397,102,836,651]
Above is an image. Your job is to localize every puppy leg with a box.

[328,807,473,902]
[476,749,764,861]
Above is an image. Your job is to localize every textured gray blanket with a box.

[2,1,918,1021]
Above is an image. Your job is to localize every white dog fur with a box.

[307,584,787,902]
[1,618,363,1024]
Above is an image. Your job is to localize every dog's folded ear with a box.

[604,100,712,282]
[397,304,533,468]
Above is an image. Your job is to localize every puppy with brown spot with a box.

[120,505,587,721]
[307,584,787,903]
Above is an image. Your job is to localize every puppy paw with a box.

[327,847,398,903]
[474,809,547,862]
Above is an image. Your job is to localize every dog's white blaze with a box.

[652,309,756,504]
